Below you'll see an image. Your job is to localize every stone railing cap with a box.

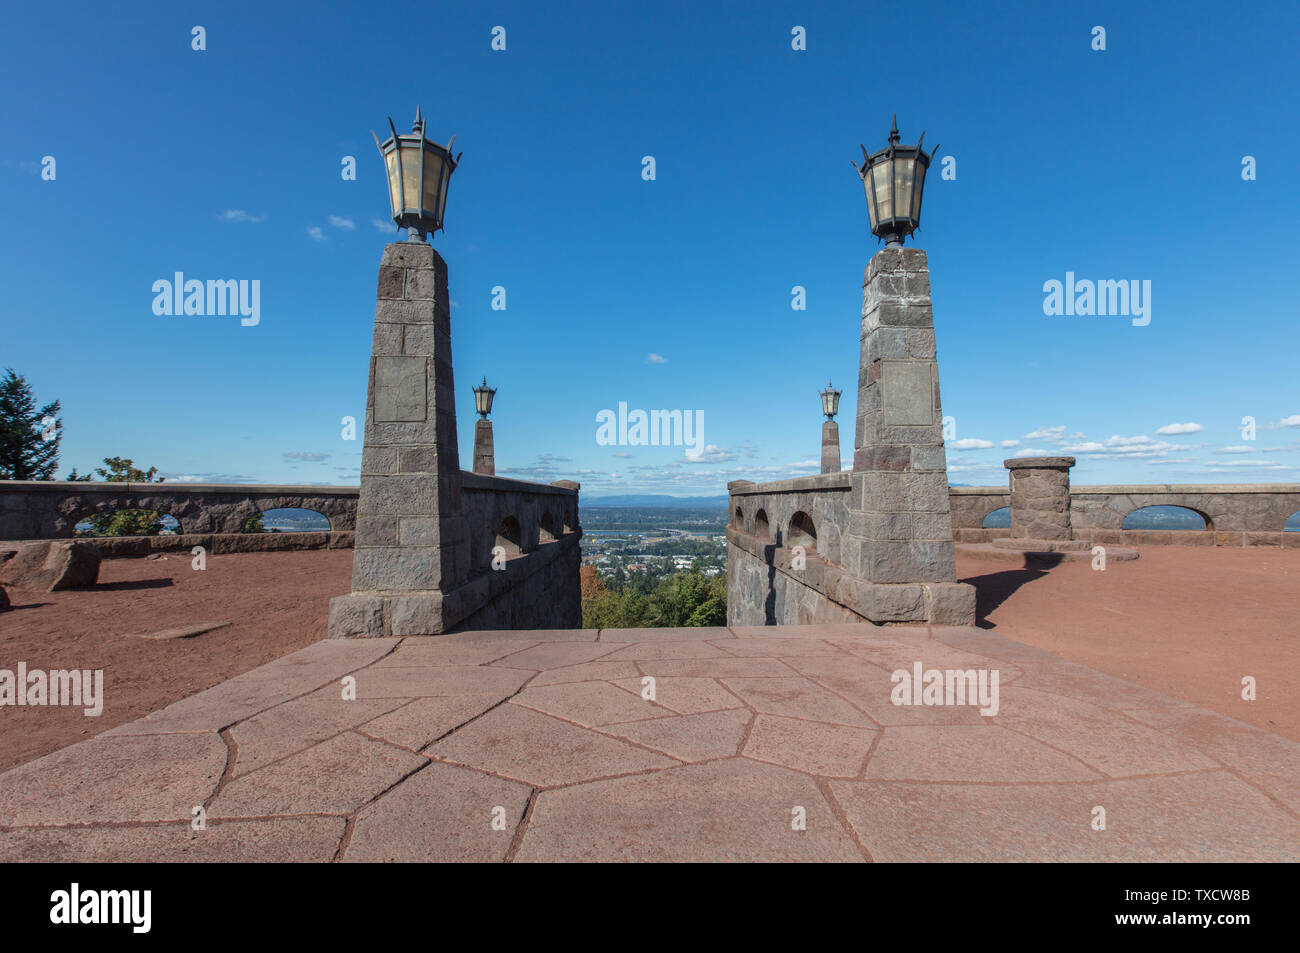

[1004,456,1076,470]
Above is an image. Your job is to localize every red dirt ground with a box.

[0,546,1296,771]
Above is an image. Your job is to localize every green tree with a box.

[0,369,61,479]
[242,513,266,533]
[78,456,167,537]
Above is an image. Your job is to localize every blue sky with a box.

[3,0,1298,496]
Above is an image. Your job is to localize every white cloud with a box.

[1024,426,1065,440]
[1012,447,1053,457]
[371,218,394,232]
[307,226,327,241]
[1265,415,1300,430]
[1155,422,1203,435]
[949,438,994,450]
[1000,439,1020,448]
[684,444,735,463]
[329,215,356,230]
[218,209,267,223]
[646,353,668,364]
[1212,445,1287,455]
[283,451,330,462]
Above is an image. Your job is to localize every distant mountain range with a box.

[584,494,730,508]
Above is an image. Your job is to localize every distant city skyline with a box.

[4,1,1298,496]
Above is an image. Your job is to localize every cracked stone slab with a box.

[515,759,864,862]
[229,696,409,777]
[426,704,677,787]
[610,676,744,715]
[990,687,1218,777]
[211,731,425,818]
[785,654,987,726]
[599,641,733,661]
[744,715,878,778]
[344,762,531,862]
[334,664,532,699]
[361,693,510,751]
[597,709,751,762]
[721,676,875,728]
[372,638,538,668]
[599,626,736,642]
[490,641,623,671]
[0,817,346,863]
[528,660,644,686]
[830,773,1300,862]
[512,681,675,727]
[864,725,1101,782]
[0,732,228,826]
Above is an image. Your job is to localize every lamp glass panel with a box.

[399,141,423,212]
[437,163,450,224]
[911,160,926,220]
[420,148,445,219]
[384,150,402,218]
[871,161,893,222]
[893,157,914,226]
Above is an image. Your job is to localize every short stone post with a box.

[327,241,470,637]
[472,419,495,475]
[820,420,840,474]
[1004,456,1076,542]
[840,247,975,624]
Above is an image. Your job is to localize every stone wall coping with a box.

[729,472,852,495]
[0,480,362,496]
[459,471,579,495]
[1004,456,1076,469]
[892,483,1300,496]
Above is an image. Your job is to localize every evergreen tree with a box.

[0,369,61,479]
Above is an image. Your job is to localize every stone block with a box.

[864,539,956,584]
[398,446,438,473]
[373,356,428,423]
[925,582,977,625]
[377,266,404,299]
[881,362,936,426]
[328,594,386,638]
[403,324,432,356]
[389,593,449,636]
[352,546,443,591]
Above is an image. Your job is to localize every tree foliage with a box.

[0,369,61,479]
[75,456,167,537]
[581,564,725,629]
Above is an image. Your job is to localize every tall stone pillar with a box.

[841,247,974,624]
[472,419,495,475]
[328,241,470,637]
[820,420,841,474]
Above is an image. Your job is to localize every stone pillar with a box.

[1005,456,1076,541]
[327,242,470,637]
[820,420,840,474]
[473,419,495,475]
[840,247,974,624]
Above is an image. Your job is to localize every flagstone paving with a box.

[1,623,1297,862]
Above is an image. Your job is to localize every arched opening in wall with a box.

[733,505,744,529]
[1285,510,1300,532]
[788,511,817,551]
[539,512,557,543]
[74,510,177,537]
[253,507,331,533]
[562,509,575,534]
[981,506,1011,529]
[753,508,770,539]
[1122,505,1210,531]
[495,516,523,557]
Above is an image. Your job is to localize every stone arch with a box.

[539,511,557,543]
[1285,510,1300,532]
[734,504,745,530]
[1122,505,1211,531]
[788,511,817,551]
[753,508,770,539]
[495,515,523,556]
[256,506,331,532]
[981,506,1011,529]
